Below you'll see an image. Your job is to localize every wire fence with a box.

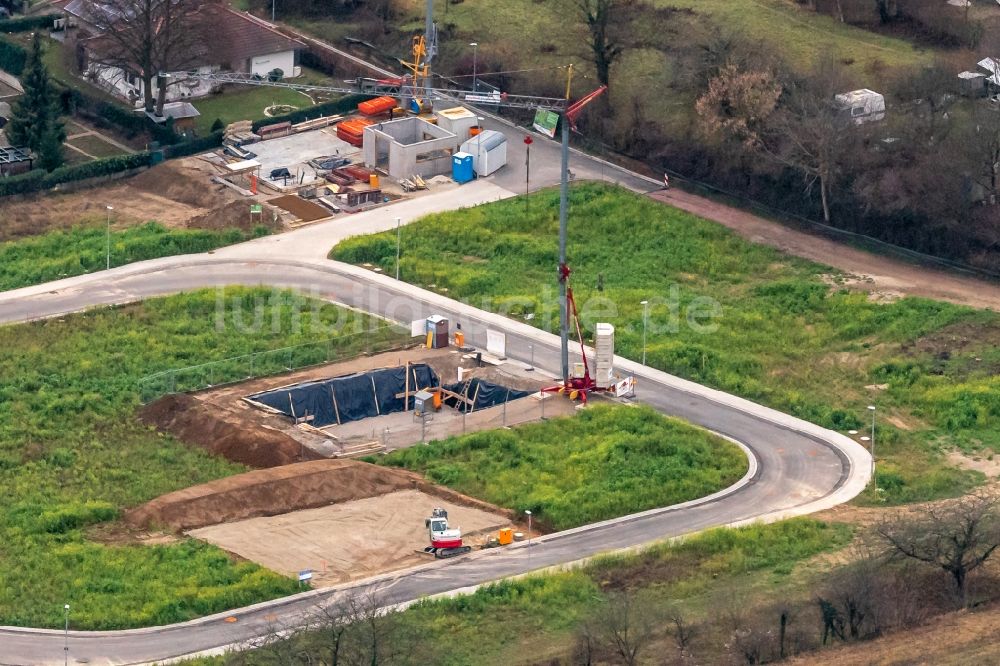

[137,326,406,404]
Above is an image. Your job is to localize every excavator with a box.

[423,507,472,558]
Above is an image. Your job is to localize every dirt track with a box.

[650,189,1000,311]
[188,489,509,587]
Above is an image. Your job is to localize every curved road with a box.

[0,254,870,664]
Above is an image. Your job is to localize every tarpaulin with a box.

[443,378,533,412]
[248,364,439,427]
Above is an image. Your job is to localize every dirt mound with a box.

[140,393,311,468]
[126,459,423,531]
[128,159,235,209]
[188,199,282,233]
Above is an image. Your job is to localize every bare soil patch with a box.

[140,393,314,468]
[268,194,331,222]
[188,489,511,587]
[0,158,257,242]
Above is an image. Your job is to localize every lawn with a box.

[192,85,315,134]
[65,133,126,159]
[379,404,748,530]
[0,288,405,629]
[331,183,1000,504]
[0,222,269,291]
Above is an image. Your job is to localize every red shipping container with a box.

[357,96,397,116]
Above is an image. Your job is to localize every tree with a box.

[84,0,205,116]
[576,0,632,87]
[695,62,782,150]
[6,33,65,171]
[876,491,1000,607]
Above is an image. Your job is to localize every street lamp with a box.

[524,134,533,209]
[640,300,649,365]
[63,604,69,666]
[105,205,114,270]
[868,404,877,484]
[525,509,532,560]
[395,216,402,280]
[469,42,478,93]
[271,0,276,23]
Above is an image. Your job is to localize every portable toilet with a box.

[452,152,474,184]
[460,130,508,176]
[426,315,449,348]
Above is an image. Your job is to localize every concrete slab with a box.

[251,127,362,189]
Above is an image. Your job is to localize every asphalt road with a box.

[0,257,870,665]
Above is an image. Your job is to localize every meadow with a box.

[332,183,1000,504]
[0,222,268,291]
[380,404,747,530]
[0,287,404,628]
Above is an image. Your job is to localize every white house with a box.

[58,1,304,108]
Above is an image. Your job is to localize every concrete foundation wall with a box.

[363,117,457,180]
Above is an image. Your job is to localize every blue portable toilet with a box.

[452,152,474,184]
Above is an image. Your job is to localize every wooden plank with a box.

[331,388,342,425]
[371,375,381,416]
[404,360,410,412]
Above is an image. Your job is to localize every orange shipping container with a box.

[358,96,398,116]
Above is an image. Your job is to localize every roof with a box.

[835,89,883,104]
[0,147,32,164]
[959,71,986,79]
[467,129,507,151]
[978,57,1000,76]
[77,3,303,70]
[436,106,476,120]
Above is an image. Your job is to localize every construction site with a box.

[136,320,583,585]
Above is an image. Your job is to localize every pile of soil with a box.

[127,459,415,530]
[140,393,312,468]
[128,160,235,210]
[188,199,282,233]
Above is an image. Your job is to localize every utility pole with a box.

[423,0,435,104]
[395,216,402,280]
[105,205,113,270]
[63,604,70,666]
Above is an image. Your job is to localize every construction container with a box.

[369,174,380,189]
[452,152,474,184]
[594,323,615,388]
[498,528,513,545]
[435,106,478,139]
[336,118,374,147]
[357,96,397,116]
[426,315,449,349]
[414,389,435,415]
[460,130,508,176]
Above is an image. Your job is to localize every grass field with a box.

[0,222,268,291]
[192,86,315,134]
[332,183,1000,505]
[0,288,404,629]
[379,404,747,530]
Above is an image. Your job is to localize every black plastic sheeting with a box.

[443,377,534,412]
[248,364,439,427]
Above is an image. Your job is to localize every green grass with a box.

[331,183,1000,504]
[380,404,747,530]
[192,86,315,134]
[0,222,268,291]
[65,133,126,159]
[0,288,406,629]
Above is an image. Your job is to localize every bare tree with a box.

[583,590,655,666]
[877,491,1000,607]
[576,0,633,87]
[695,62,782,151]
[84,0,206,116]
[665,607,697,664]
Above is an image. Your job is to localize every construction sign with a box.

[532,109,559,138]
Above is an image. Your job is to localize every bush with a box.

[60,87,179,145]
[0,153,152,197]
[0,14,60,33]
[0,38,26,76]
[164,131,224,159]
[251,94,368,130]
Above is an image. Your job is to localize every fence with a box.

[137,327,406,404]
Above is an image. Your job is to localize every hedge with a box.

[0,153,152,197]
[0,38,26,76]
[0,14,60,33]
[164,130,223,159]
[60,87,180,145]
[251,94,369,131]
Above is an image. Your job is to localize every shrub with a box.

[0,14,60,33]
[0,38,27,76]
[251,94,368,130]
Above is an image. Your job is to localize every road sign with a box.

[298,570,313,582]
[250,204,263,214]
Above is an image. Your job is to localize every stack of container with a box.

[357,96,397,117]
[594,323,615,388]
[336,118,374,147]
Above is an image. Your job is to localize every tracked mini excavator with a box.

[423,508,472,559]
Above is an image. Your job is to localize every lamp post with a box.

[105,205,114,270]
[640,300,649,365]
[469,42,478,93]
[271,0,276,23]
[868,404,877,484]
[525,509,532,560]
[395,216,401,280]
[63,604,69,666]
[524,134,532,210]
